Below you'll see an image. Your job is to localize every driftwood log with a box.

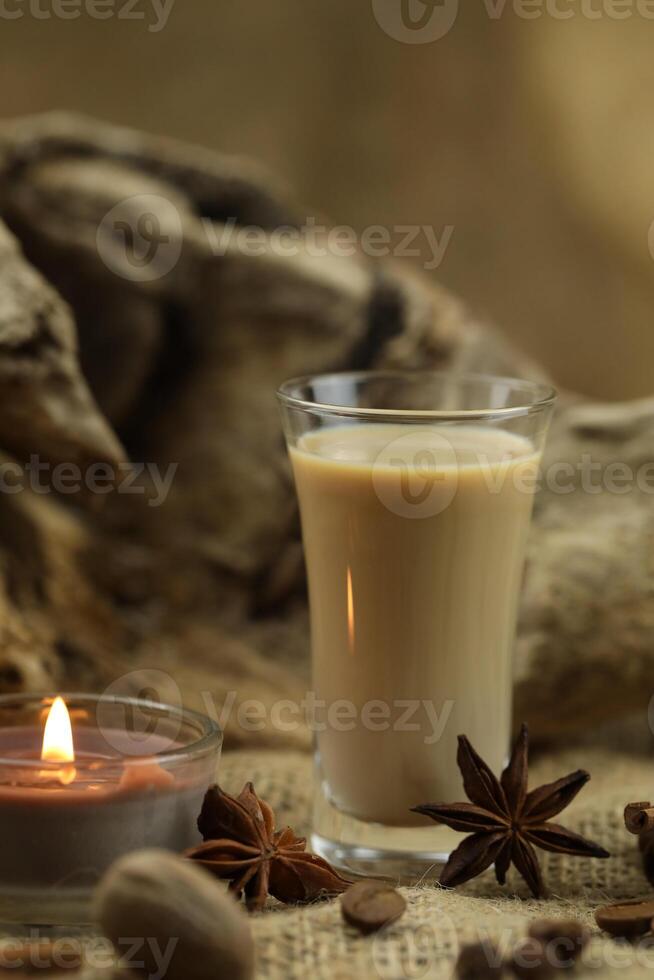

[0,111,650,746]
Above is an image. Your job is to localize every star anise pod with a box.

[186,782,351,910]
[412,724,609,898]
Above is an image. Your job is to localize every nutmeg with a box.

[93,850,254,980]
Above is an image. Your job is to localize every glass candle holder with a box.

[0,693,222,926]
[278,371,556,880]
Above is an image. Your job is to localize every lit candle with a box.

[0,694,222,926]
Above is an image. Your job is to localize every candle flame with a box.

[41,697,76,784]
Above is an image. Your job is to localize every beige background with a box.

[1,0,652,399]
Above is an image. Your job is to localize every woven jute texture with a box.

[220,748,654,980]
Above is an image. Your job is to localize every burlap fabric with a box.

[219,748,654,980]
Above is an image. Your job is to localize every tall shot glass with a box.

[278,371,556,879]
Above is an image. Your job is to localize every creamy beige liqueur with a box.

[291,423,539,825]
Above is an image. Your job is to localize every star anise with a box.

[412,724,609,898]
[186,782,351,910]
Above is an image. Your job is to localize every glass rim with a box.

[0,692,222,773]
[277,370,557,422]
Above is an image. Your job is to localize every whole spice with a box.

[94,849,254,980]
[640,832,654,887]
[412,724,609,897]
[624,802,654,835]
[624,802,654,885]
[509,938,554,980]
[527,919,589,964]
[341,880,406,934]
[455,940,505,978]
[187,782,350,911]
[594,900,654,938]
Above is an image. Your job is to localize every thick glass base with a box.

[313,786,458,884]
[312,833,452,883]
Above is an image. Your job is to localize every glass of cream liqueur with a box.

[278,371,556,879]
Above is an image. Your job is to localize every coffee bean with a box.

[595,900,654,938]
[455,940,505,978]
[527,919,589,964]
[341,880,406,934]
[509,938,555,979]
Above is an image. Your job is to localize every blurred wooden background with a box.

[1,0,652,399]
